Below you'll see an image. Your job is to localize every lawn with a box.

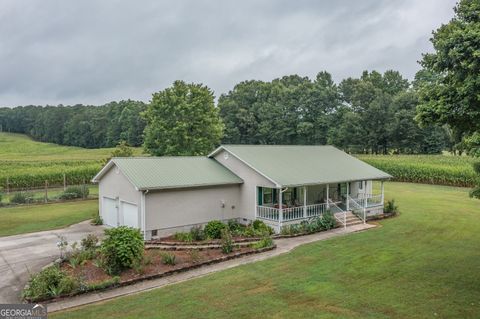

[0,200,98,237]
[52,182,480,319]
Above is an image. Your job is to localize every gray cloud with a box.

[0,0,456,106]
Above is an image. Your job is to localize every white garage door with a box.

[103,197,118,227]
[121,201,139,228]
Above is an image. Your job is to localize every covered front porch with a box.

[255,180,385,232]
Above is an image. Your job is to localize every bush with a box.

[220,228,233,254]
[10,192,34,204]
[81,234,99,251]
[100,226,144,275]
[83,276,120,292]
[188,249,201,264]
[22,265,78,301]
[204,220,226,239]
[319,211,337,230]
[252,235,274,249]
[59,186,89,200]
[161,252,176,265]
[252,219,274,235]
[384,199,399,216]
[473,161,480,175]
[189,226,205,241]
[92,212,103,225]
[227,219,242,232]
[469,186,480,199]
[174,232,193,242]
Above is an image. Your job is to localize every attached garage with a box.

[93,157,243,240]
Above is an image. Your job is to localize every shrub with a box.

[10,192,34,204]
[252,219,274,235]
[92,213,103,225]
[100,226,144,275]
[189,226,205,241]
[161,252,176,265]
[83,276,120,292]
[319,211,336,230]
[188,249,201,264]
[469,186,480,199]
[220,228,233,254]
[252,235,274,249]
[227,219,242,232]
[81,234,99,251]
[174,232,193,242]
[22,265,78,301]
[59,186,89,200]
[204,220,226,239]
[384,199,399,216]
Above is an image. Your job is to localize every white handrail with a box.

[328,199,346,230]
[347,195,366,224]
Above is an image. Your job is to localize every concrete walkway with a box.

[49,223,376,313]
[0,221,105,303]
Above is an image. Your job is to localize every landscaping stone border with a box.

[28,245,276,304]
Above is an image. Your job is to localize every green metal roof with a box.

[212,145,392,187]
[105,157,243,190]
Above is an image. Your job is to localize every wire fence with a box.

[0,179,97,206]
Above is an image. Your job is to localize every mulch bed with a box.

[34,244,275,304]
[151,235,263,246]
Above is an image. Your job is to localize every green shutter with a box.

[257,187,263,205]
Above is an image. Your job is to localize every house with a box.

[92,145,392,239]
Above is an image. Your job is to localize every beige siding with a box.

[98,165,142,227]
[213,150,276,221]
[144,184,241,233]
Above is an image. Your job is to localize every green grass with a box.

[0,133,142,189]
[52,182,480,319]
[357,154,479,187]
[0,200,98,237]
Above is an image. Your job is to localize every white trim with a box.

[92,159,140,191]
[141,190,147,240]
[210,146,281,187]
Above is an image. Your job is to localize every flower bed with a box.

[23,229,275,303]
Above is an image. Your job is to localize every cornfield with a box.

[0,160,102,190]
[357,154,479,187]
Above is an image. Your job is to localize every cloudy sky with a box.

[0,0,457,107]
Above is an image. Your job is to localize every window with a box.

[358,181,363,190]
[263,188,273,204]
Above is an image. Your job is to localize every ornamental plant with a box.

[100,226,144,275]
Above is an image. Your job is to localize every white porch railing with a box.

[356,193,383,207]
[256,206,279,221]
[256,203,329,222]
[328,199,346,230]
[347,195,366,224]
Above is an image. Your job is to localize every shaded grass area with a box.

[0,200,98,237]
[52,182,480,319]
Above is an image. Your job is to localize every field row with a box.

[357,154,479,187]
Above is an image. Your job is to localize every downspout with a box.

[142,189,149,240]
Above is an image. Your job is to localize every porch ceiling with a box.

[211,145,392,187]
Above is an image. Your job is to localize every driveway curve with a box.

[0,220,104,303]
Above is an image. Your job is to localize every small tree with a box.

[103,140,134,164]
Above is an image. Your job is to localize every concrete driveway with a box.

[0,221,105,303]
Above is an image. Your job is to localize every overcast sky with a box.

[0,0,457,107]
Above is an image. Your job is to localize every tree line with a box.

[0,100,146,148]
[0,70,450,153]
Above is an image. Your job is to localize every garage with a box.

[121,201,139,228]
[102,197,118,227]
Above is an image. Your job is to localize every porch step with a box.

[335,211,364,227]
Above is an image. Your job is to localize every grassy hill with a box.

[0,133,143,189]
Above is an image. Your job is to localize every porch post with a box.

[278,188,283,228]
[326,184,329,208]
[381,181,385,205]
[303,186,307,218]
[346,182,350,211]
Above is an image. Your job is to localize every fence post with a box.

[45,180,48,203]
[6,177,9,194]
[83,178,86,199]
[63,173,66,191]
